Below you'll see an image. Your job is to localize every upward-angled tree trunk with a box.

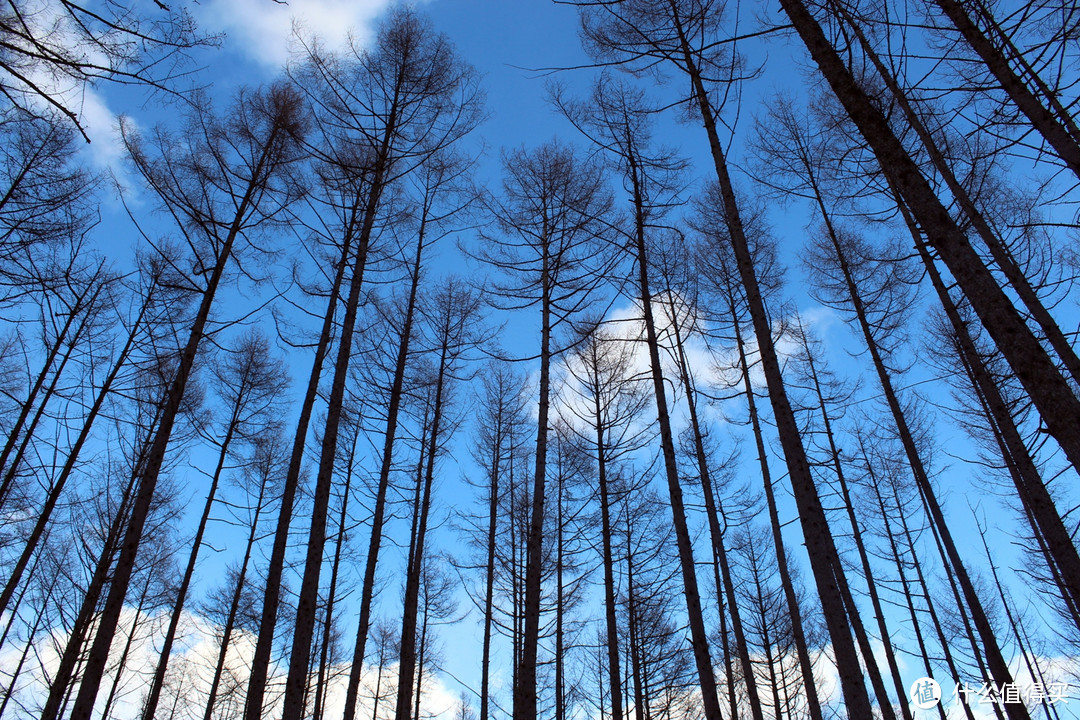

[625,152,723,720]
[245,208,352,720]
[311,423,360,720]
[39,450,146,720]
[795,323,911,720]
[395,281,476,720]
[202,444,276,720]
[280,101,393,720]
[860,436,976,720]
[515,250,551,720]
[588,389,623,720]
[711,282,826,720]
[664,289,766,720]
[911,230,1080,620]
[663,13,872,711]
[808,179,1026,720]
[141,335,285,720]
[0,278,154,620]
[479,142,608,720]
[341,175,427,720]
[778,0,1080,481]
[69,86,301,720]
[0,274,102,512]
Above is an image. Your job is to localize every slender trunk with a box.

[0,543,55,719]
[672,12,870,712]
[39,449,145,720]
[70,122,284,720]
[872,463,976,720]
[677,335,765,720]
[797,324,910,720]
[626,118,723,720]
[312,433,358,720]
[715,293,825,720]
[342,196,427,720]
[920,485,1007,720]
[625,506,647,720]
[281,166,383,720]
[0,292,95,511]
[245,209,353,720]
[555,470,566,720]
[414,591,430,720]
[0,292,150,619]
[716,579,738,720]
[750,563,784,720]
[0,279,95,507]
[594,406,623,720]
[514,241,552,720]
[480,423,501,720]
[202,467,270,720]
[833,7,1080,386]
[815,168,1026,720]
[832,555,900,720]
[978,518,1048,720]
[913,236,1080,617]
[395,347,448,720]
[869,471,953,720]
[141,406,243,720]
[101,576,152,720]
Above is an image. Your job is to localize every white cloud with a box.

[0,606,463,720]
[197,0,413,71]
[78,88,126,172]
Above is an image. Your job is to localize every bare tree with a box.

[0,1,212,140]
[139,331,288,720]
[474,138,610,720]
[63,81,305,720]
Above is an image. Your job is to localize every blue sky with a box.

[41,0,1080,716]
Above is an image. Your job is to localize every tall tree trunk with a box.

[395,349,448,720]
[0,281,98,511]
[40,440,147,720]
[140,395,246,720]
[342,193,427,720]
[202,455,272,720]
[312,430,359,720]
[0,289,151,619]
[594,407,624,720]
[0,537,55,719]
[627,157,723,719]
[796,324,912,720]
[912,233,1080,617]
[480,416,502,720]
[70,117,288,720]
[514,245,552,720]
[245,211,353,720]
[281,153,385,720]
[667,300,765,720]
[810,153,1027,719]
[720,291,826,720]
[670,14,871,714]
[832,6,1080,386]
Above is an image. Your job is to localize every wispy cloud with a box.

[197,0,416,71]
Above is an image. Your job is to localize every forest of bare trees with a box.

[1,0,1079,718]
